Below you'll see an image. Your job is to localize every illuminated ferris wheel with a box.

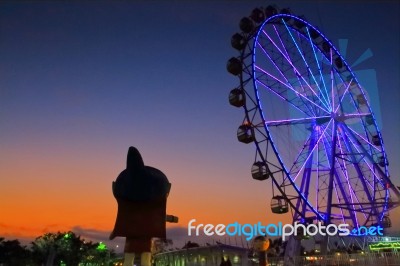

[227,5,400,236]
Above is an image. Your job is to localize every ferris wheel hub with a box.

[332,112,342,122]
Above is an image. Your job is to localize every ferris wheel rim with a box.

[235,12,394,227]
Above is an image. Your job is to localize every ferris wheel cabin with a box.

[229,88,245,107]
[237,125,255,144]
[239,17,254,33]
[231,33,246,51]
[251,161,271,181]
[226,57,242,76]
[271,195,289,214]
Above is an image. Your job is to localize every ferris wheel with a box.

[227,5,400,233]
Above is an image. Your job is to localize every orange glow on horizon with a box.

[0,148,291,241]
[2,147,400,242]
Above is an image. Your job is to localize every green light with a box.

[369,242,400,251]
[64,233,70,239]
[97,242,107,251]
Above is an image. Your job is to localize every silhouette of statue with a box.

[226,257,232,266]
[220,256,226,266]
[110,147,172,266]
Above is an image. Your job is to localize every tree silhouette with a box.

[31,231,90,266]
[0,238,31,266]
[1,232,116,265]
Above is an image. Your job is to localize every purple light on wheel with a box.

[227,7,399,249]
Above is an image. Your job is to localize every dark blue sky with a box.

[1,1,399,244]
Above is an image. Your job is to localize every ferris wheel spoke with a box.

[337,113,372,119]
[340,123,395,187]
[255,65,330,114]
[321,132,361,227]
[346,146,385,202]
[261,29,331,112]
[336,135,365,226]
[328,50,345,113]
[272,24,290,60]
[281,23,331,110]
[334,77,354,114]
[321,122,368,224]
[281,20,331,110]
[292,119,333,182]
[334,161,363,226]
[336,126,381,218]
[329,49,336,110]
[305,27,331,108]
[265,115,331,127]
[255,79,311,117]
[293,129,317,220]
[256,40,317,116]
[335,129,377,192]
[288,134,313,175]
[340,127,399,210]
[323,120,339,223]
[271,24,319,116]
[338,130,392,222]
[345,125,381,152]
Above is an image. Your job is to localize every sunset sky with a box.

[1,1,399,251]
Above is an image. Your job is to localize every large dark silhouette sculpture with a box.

[110,146,172,266]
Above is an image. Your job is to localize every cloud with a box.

[0,223,62,245]
[166,226,188,239]
[71,226,111,242]
[0,223,61,239]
